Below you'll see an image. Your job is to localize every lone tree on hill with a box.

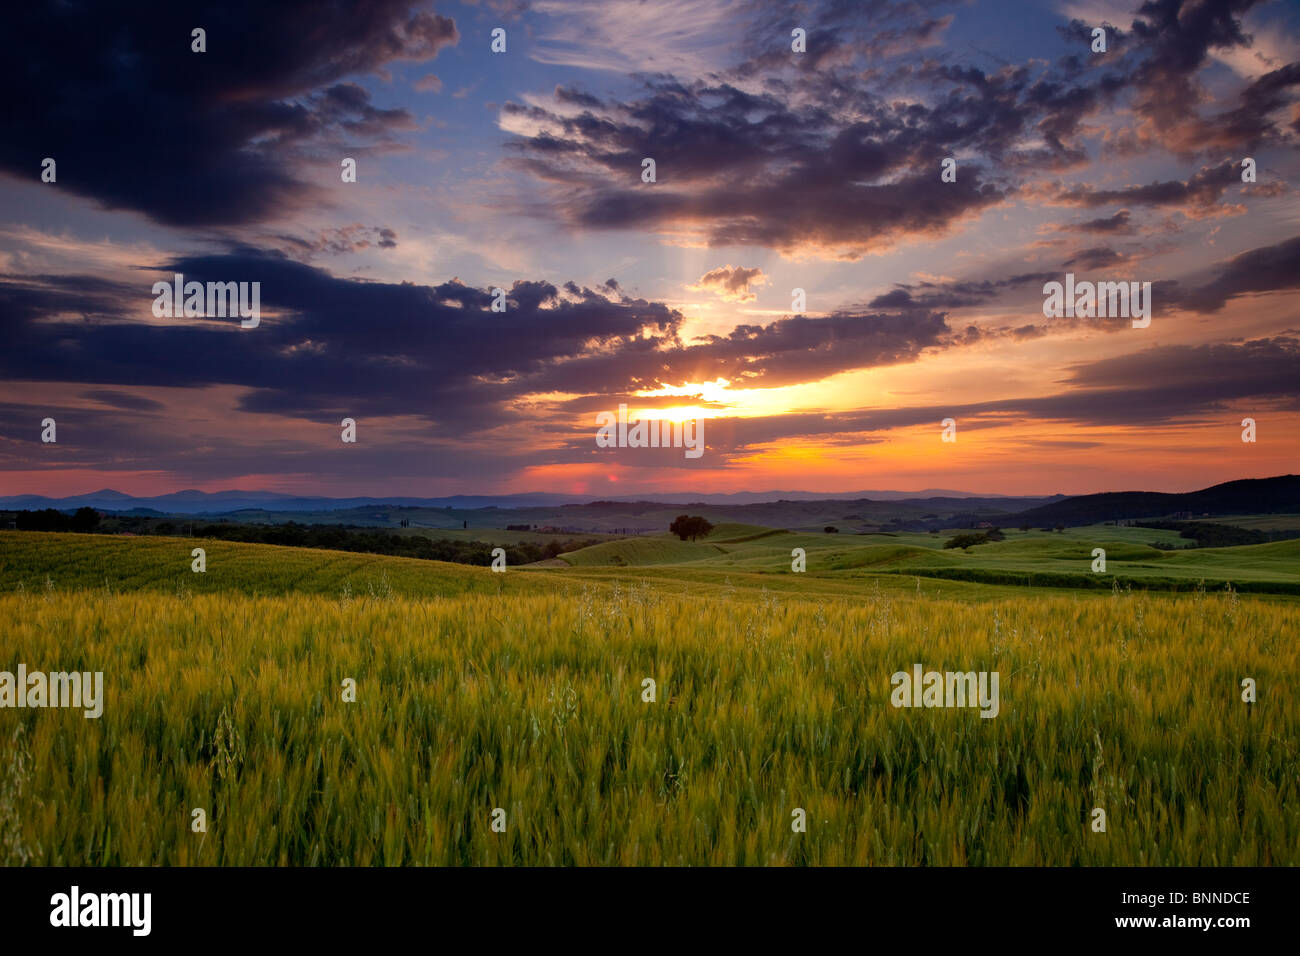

[670,515,714,541]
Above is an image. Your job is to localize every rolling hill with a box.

[1012,475,1300,527]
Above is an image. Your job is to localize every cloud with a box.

[685,335,1300,460]
[691,265,768,302]
[1044,161,1246,218]
[867,272,1056,311]
[526,0,746,76]
[733,1,955,76]
[864,235,1300,335]
[499,0,1300,259]
[0,1,458,226]
[1060,245,1131,270]
[502,0,1299,258]
[0,247,972,482]
[643,309,952,389]
[79,390,167,412]
[0,249,961,435]
[1121,1,1300,157]
[501,77,1012,258]
[0,254,682,436]
[1164,234,1300,313]
[265,225,400,257]
[1055,209,1136,234]
[4,253,1297,482]
[1064,336,1300,394]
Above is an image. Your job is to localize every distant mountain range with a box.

[1,476,1295,527]
[0,486,1051,514]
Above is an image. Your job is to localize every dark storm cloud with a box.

[3,259,1296,479]
[502,1,1298,250]
[0,251,956,437]
[0,273,137,324]
[502,63,1015,258]
[1164,234,1300,314]
[1121,0,1297,156]
[310,82,421,139]
[0,1,457,226]
[1057,3,1300,156]
[0,249,963,481]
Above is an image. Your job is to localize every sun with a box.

[633,378,732,422]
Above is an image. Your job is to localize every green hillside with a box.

[881,534,1300,591]
[4,523,1298,600]
[0,531,563,599]
[557,535,724,566]
[543,522,1300,595]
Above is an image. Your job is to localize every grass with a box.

[550,525,1300,595]
[1196,514,1300,532]
[0,531,570,600]
[1,529,1297,866]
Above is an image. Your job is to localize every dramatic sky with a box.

[2,0,1299,498]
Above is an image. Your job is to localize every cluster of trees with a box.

[4,510,602,566]
[183,522,602,565]
[943,528,1005,549]
[1136,521,1269,548]
[669,515,714,541]
[5,508,101,532]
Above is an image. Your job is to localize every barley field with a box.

[2,566,1296,865]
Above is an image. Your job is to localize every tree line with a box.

[2,510,601,566]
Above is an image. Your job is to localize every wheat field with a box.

[1,578,1295,866]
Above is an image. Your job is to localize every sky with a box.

[1,0,1298,499]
